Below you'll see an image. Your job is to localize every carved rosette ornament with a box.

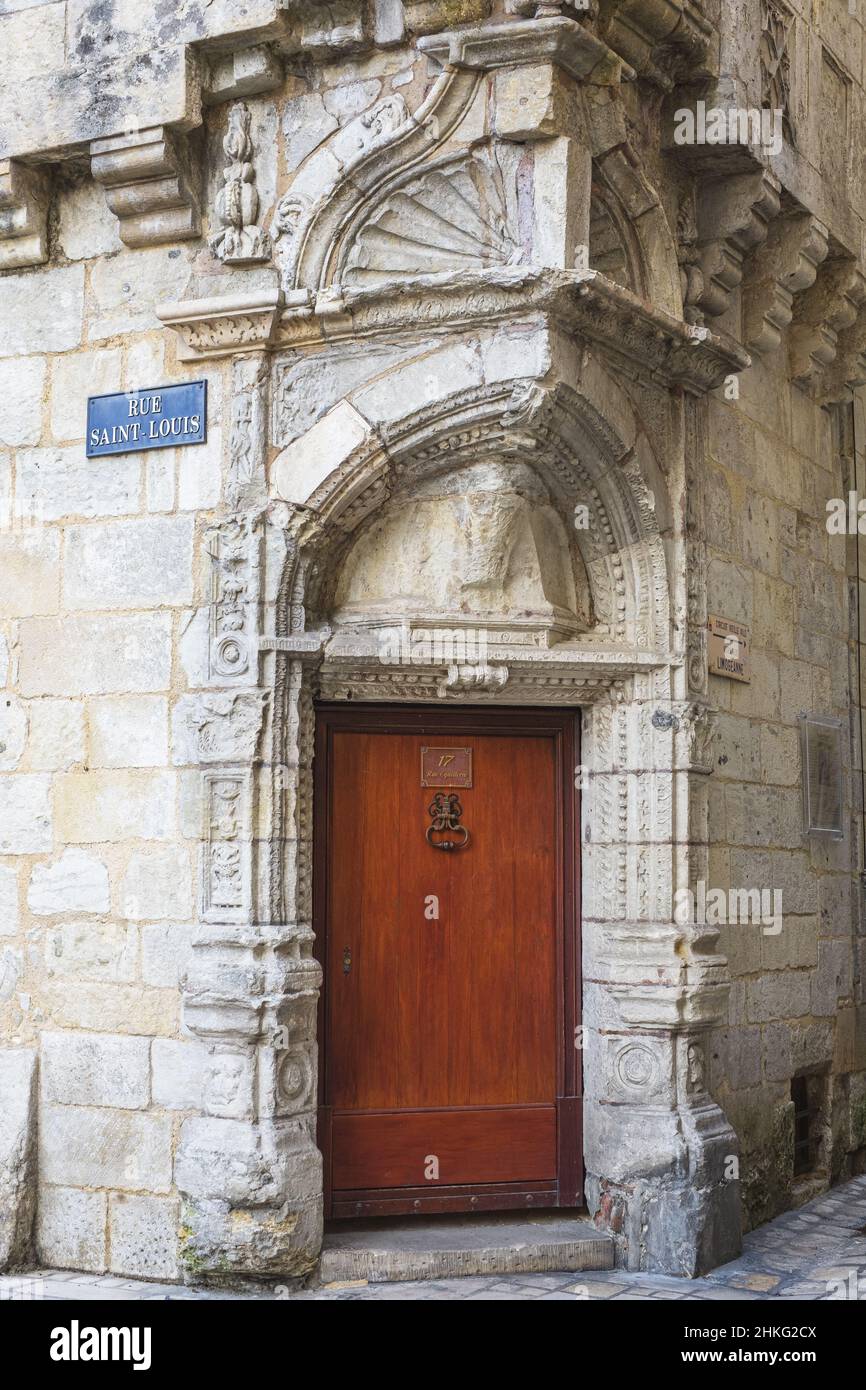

[210,102,271,265]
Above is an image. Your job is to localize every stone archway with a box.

[171,341,739,1280]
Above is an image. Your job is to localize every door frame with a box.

[313,702,582,1219]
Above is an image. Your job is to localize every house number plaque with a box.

[420,746,472,789]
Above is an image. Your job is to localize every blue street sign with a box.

[86,381,207,458]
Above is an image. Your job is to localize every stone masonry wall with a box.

[705,360,866,1229]
[0,184,230,1278]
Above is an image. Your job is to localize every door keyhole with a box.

[342,946,352,975]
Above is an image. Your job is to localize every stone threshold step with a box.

[319,1213,614,1284]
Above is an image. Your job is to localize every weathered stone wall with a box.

[0,0,865,1281]
[0,193,227,1277]
[705,365,866,1229]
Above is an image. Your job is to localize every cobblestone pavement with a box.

[3,1175,865,1302]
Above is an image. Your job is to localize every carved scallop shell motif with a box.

[343,149,524,286]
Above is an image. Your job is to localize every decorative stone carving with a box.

[789,260,866,389]
[419,14,631,84]
[201,771,252,923]
[595,0,713,87]
[205,514,262,685]
[0,159,49,270]
[158,290,285,362]
[91,126,201,248]
[688,170,781,323]
[181,690,269,764]
[343,149,523,286]
[228,354,269,509]
[760,0,794,145]
[210,103,271,265]
[743,213,828,356]
[437,663,509,696]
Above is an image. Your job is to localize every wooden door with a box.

[314,706,581,1218]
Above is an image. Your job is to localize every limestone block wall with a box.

[705,357,866,1228]
[0,186,230,1278]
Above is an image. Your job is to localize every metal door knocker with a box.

[426,792,470,851]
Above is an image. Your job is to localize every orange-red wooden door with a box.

[317,712,577,1216]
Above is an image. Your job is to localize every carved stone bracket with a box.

[158,290,286,361]
[789,260,866,390]
[685,169,781,324]
[822,304,866,402]
[0,158,50,270]
[595,0,714,88]
[91,125,201,248]
[743,212,829,356]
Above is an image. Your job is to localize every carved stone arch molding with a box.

[278,376,672,664]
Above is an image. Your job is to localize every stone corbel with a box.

[789,260,866,390]
[157,289,287,361]
[595,0,714,88]
[821,305,866,403]
[90,125,201,249]
[687,169,781,323]
[0,158,50,270]
[742,212,829,357]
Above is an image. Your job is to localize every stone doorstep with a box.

[317,1214,615,1285]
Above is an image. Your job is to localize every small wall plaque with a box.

[86,381,207,457]
[421,746,472,789]
[707,614,751,683]
[799,714,844,839]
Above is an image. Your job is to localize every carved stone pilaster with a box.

[90,125,201,248]
[582,692,739,1274]
[684,393,709,697]
[743,213,829,357]
[0,158,49,270]
[175,353,324,1280]
[228,354,270,511]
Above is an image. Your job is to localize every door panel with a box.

[315,706,581,1216]
[331,1107,556,1190]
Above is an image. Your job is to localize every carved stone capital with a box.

[90,125,201,248]
[0,158,50,270]
[158,289,285,361]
